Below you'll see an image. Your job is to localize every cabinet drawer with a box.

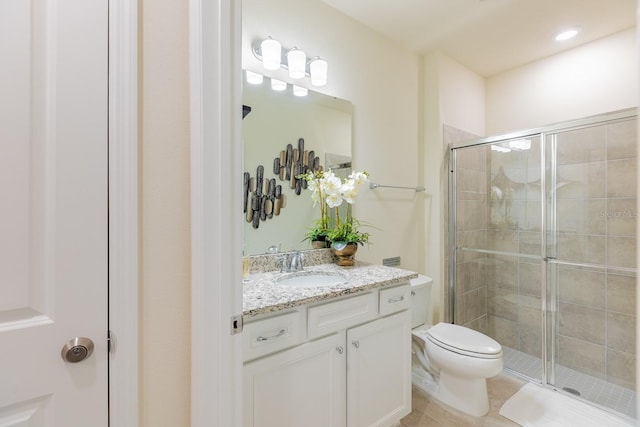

[308,293,377,339]
[243,311,304,362]
[379,283,411,316]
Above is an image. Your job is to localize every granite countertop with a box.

[243,262,418,319]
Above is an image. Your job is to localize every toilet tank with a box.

[410,275,433,328]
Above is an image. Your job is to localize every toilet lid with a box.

[426,323,502,358]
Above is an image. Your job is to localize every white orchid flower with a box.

[342,187,358,204]
[343,178,356,189]
[324,175,343,196]
[307,178,320,193]
[348,171,369,186]
[310,190,321,206]
[326,193,343,208]
[340,180,357,201]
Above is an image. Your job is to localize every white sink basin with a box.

[277,272,347,288]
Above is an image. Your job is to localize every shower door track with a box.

[448,109,636,151]
[448,249,624,276]
[457,247,542,260]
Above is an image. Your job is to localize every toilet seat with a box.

[424,323,502,359]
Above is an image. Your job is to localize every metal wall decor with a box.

[243,137,323,229]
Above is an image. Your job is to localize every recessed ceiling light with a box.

[555,27,581,41]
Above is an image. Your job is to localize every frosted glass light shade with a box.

[287,48,307,79]
[261,37,282,70]
[310,58,327,86]
[270,78,287,91]
[293,85,308,97]
[245,70,264,85]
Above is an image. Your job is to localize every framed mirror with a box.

[242,71,353,255]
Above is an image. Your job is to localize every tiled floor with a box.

[399,374,525,426]
[503,347,637,419]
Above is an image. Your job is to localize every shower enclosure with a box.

[449,109,637,420]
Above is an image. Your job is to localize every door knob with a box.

[61,337,94,363]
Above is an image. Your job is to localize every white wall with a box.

[422,52,486,322]
[243,0,422,270]
[487,28,638,135]
[437,53,486,137]
[141,0,191,425]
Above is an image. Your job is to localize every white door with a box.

[0,0,108,425]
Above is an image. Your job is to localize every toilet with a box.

[410,275,503,417]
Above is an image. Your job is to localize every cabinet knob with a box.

[352,340,359,349]
[336,346,344,354]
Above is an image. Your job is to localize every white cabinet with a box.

[243,283,411,427]
[243,332,346,427]
[347,310,412,427]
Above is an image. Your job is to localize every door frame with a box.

[108,0,243,425]
[108,0,139,426]
[189,0,243,426]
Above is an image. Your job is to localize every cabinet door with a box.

[243,331,346,427]
[347,311,412,427]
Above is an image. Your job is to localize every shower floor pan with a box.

[503,346,636,421]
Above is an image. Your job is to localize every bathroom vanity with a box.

[242,259,417,427]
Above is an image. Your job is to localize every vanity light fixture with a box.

[243,71,309,97]
[287,47,307,79]
[245,70,264,85]
[309,57,328,87]
[253,37,328,86]
[270,78,287,91]
[293,85,308,97]
[260,37,282,70]
[555,27,581,41]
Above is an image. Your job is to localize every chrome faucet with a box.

[281,251,304,273]
[290,251,303,271]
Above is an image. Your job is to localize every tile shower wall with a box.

[454,143,489,333]
[553,119,637,390]
[484,135,544,365]
[454,117,637,392]
[444,125,482,324]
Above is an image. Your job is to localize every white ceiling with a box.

[321,0,637,77]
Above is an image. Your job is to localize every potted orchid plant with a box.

[299,169,370,265]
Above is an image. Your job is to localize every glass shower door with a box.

[451,110,637,420]
[545,117,637,418]
[452,135,545,380]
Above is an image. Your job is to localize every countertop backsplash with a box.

[245,248,336,274]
